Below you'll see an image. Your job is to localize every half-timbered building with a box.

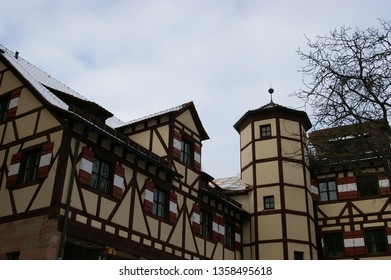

[0,44,390,260]
[309,121,391,260]
[0,45,248,260]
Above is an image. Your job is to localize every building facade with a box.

[0,45,390,260]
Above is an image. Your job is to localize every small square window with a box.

[260,124,272,138]
[7,251,20,260]
[264,196,275,210]
[294,251,304,260]
[319,180,338,202]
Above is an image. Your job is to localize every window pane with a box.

[21,150,40,184]
[365,229,387,253]
[358,175,379,197]
[329,191,338,201]
[324,232,344,257]
[260,125,271,138]
[90,158,111,194]
[0,96,9,121]
[153,188,166,218]
[328,181,336,190]
[320,192,328,202]
[225,223,233,247]
[200,211,210,237]
[319,182,327,192]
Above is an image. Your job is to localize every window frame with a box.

[18,148,41,185]
[224,222,234,248]
[260,124,272,138]
[200,210,211,238]
[357,174,379,197]
[152,187,169,219]
[263,195,275,210]
[90,157,113,195]
[7,251,20,260]
[294,251,304,260]
[319,180,338,202]
[180,138,193,166]
[323,232,344,257]
[365,228,388,254]
[0,94,10,122]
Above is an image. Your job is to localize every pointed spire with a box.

[268,87,274,104]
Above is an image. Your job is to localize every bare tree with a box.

[295,19,391,176]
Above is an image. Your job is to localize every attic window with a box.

[181,139,193,166]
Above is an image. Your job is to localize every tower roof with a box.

[233,100,312,133]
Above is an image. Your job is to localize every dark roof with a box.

[119,101,210,141]
[234,101,312,132]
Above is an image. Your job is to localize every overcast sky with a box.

[1,0,390,179]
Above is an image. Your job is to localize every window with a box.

[319,180,338,202]
[323,232,344,257]
[153,188,167,218]
[7,251,20,260]
[263,196,275,210]
[260,124,272,138]
[0,94,9,121]
[294,251,304,260]
[357,174,379,197]
[180,139,193,166]
[200,210,211,238]
[19,149,40,184]
[224,223,234,248]
[365,229,387,254]
[90,158,111,194]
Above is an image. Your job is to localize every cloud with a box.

[1,0,390,178]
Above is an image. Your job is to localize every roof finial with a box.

[268,87,274,104]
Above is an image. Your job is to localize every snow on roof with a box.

[213,176,249,191]
[123,102,190,126]
[0,45,125,128]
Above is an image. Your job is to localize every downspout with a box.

[58,125,89,259]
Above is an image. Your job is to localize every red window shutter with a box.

[194,143,201,171]
[169,191,178,223]
[78,147,94,185]
[191,203,201,234]
[143,179,154,213]
[337,176,358,200]
[37,142,54,179]
[6,88,21,119]
[6,152,22,188]
[343,230,365,256]
[173,130,182,160]
[112,163,125,200]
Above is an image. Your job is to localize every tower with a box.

[234,89,317,260]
